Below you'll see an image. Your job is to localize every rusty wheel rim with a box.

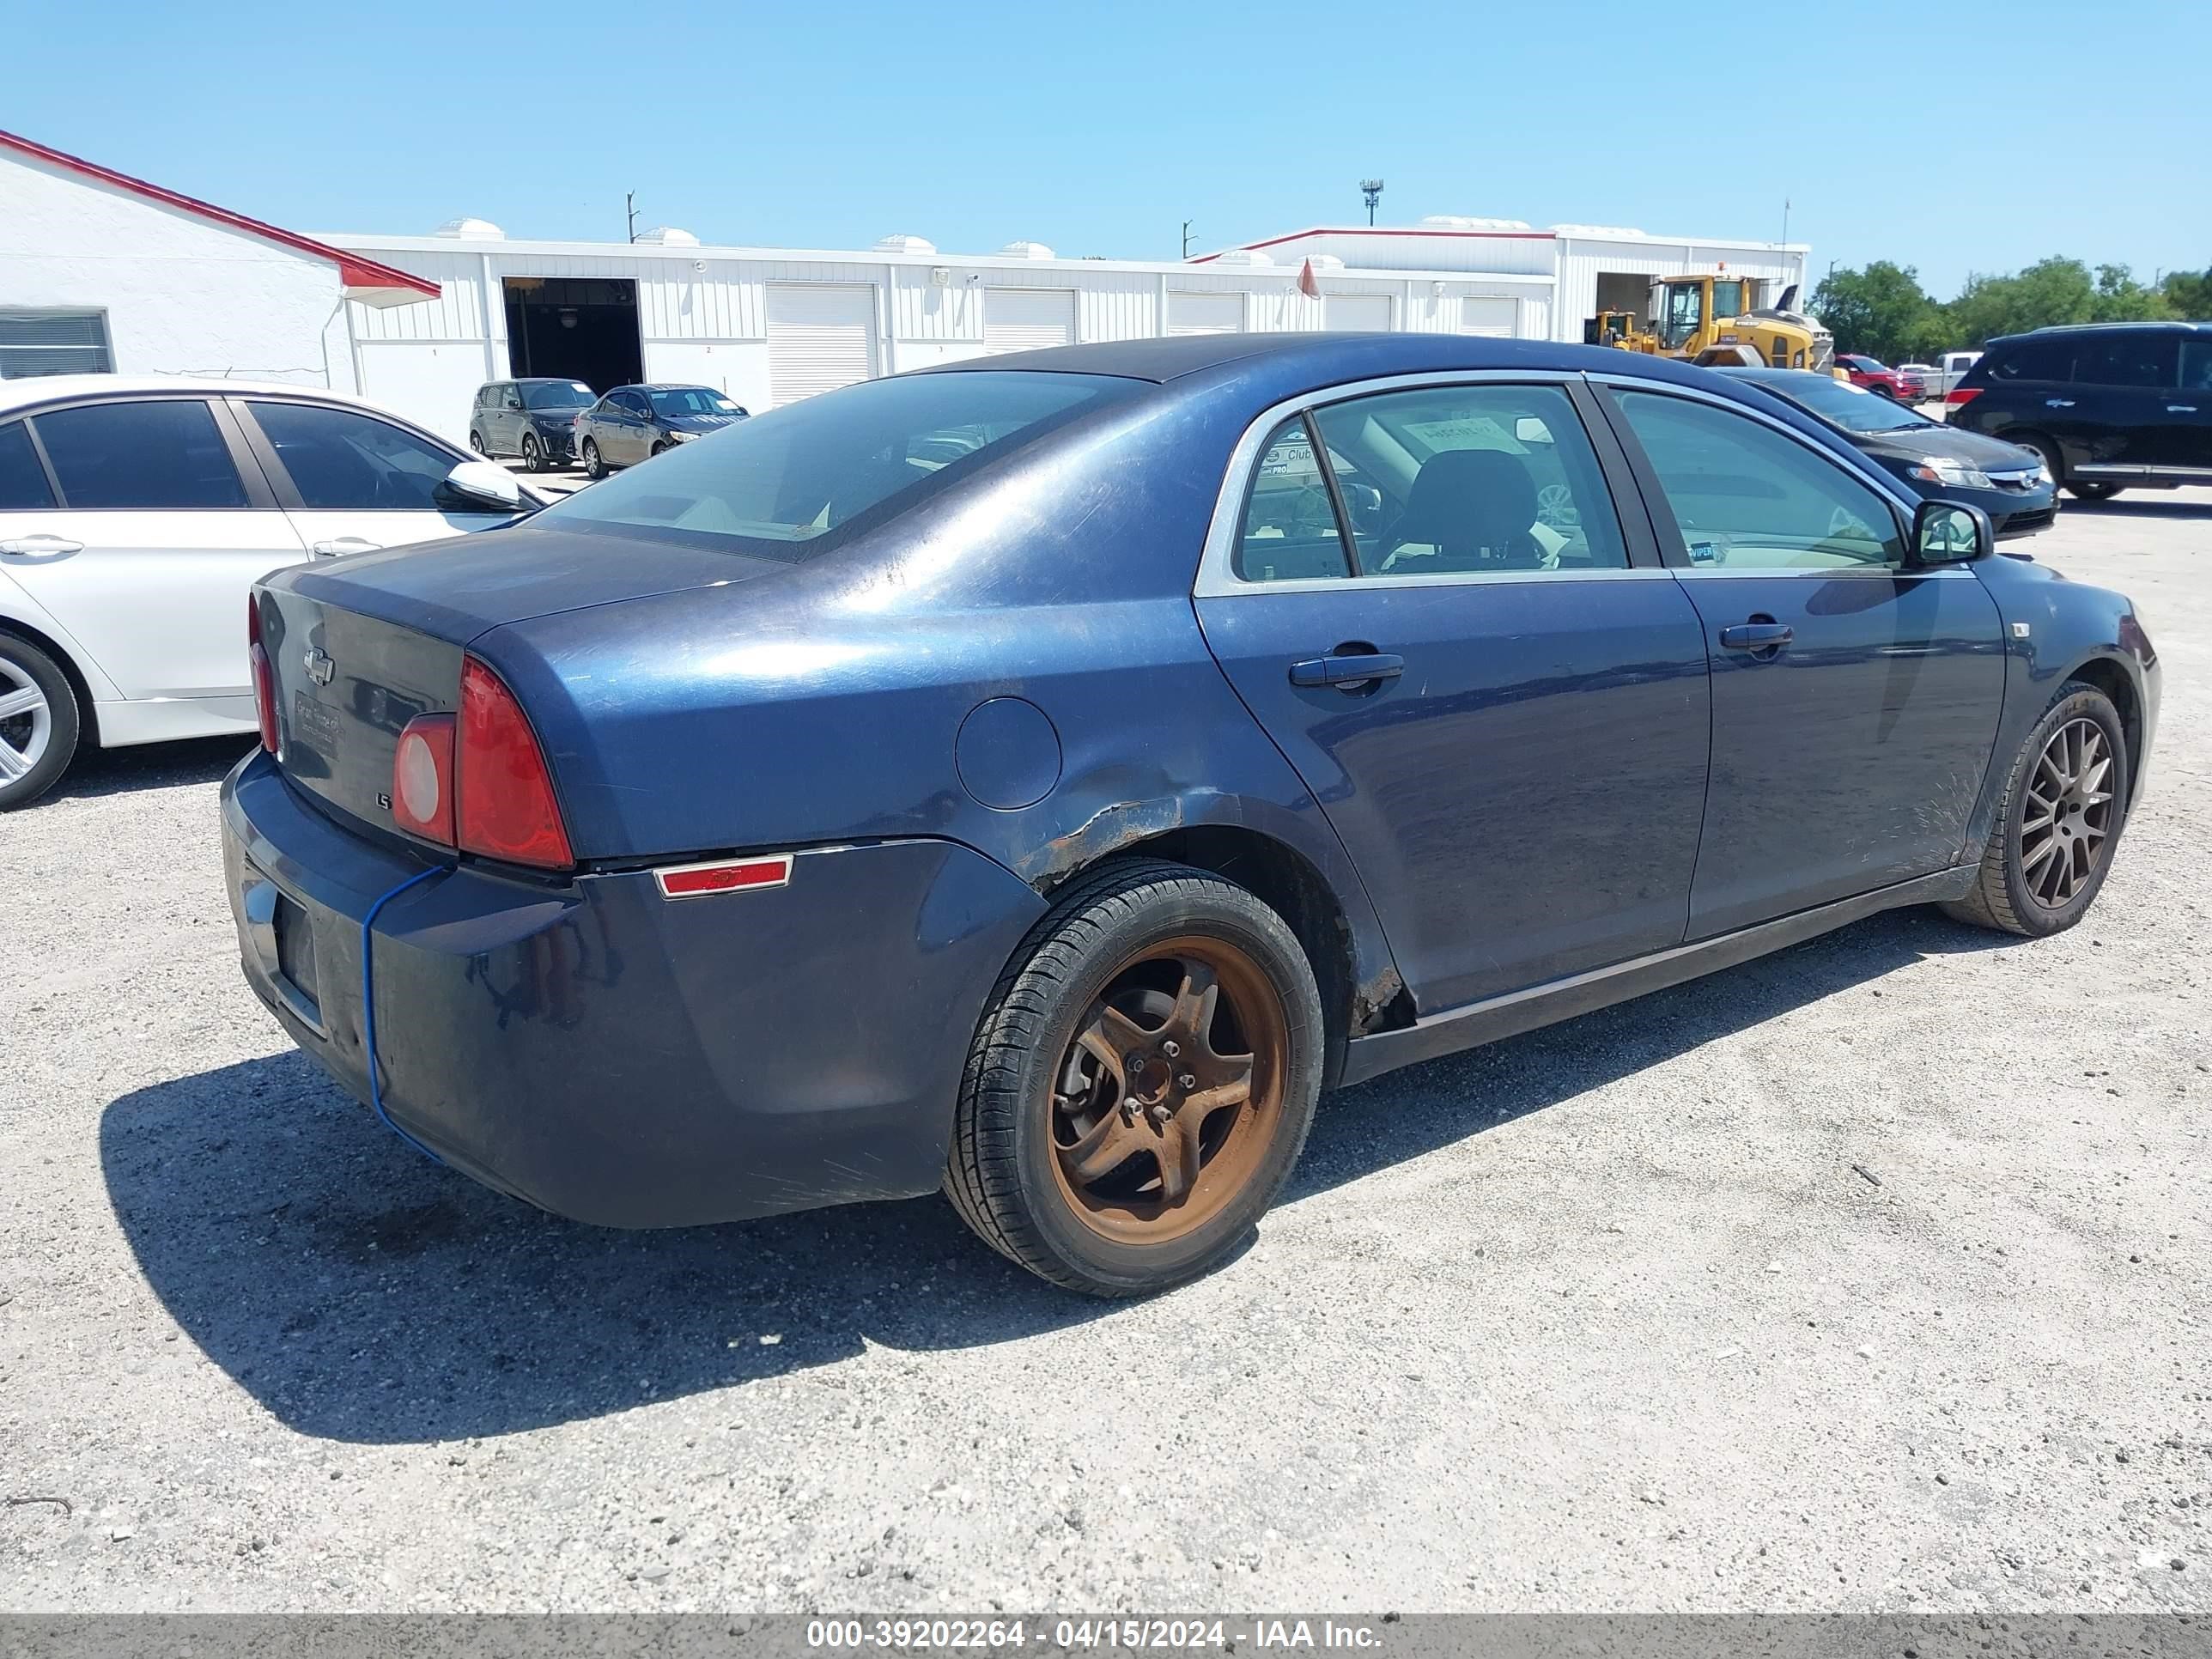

[1047,935,1289,1247]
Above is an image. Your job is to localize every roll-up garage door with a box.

[1460,297,1517,337]
[984,289,1078,353]
[767,284,878,406]
[1165,291,1243,335]
[1326,294,1393,331]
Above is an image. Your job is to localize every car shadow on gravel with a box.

[47,735,250,801]
[102,904,2014,1446]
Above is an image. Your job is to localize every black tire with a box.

[945,858,1324,1297]
[0,630,82,811]
[520,433,542,473]
[2069,480,2124,502]
[581,438,605,481]
[1873,383,1900,401]
[1942,680,2129,938]
[469,428,491,458]
[650,440,670,459]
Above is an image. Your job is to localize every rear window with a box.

[0,421,55,508]
[1984,337,2071,382]
[536,370,1143,560]
[2070,333,2177,389]
[32,399,248,509]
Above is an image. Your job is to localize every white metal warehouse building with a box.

[1,127,1810,447]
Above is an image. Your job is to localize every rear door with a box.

[1599,382,2006,938]
[2064,331,2179,484]
[0,396,305,707]
[1194,376,1712,1013]
[234,398,519,558]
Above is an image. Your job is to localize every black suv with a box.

[1948,321,2212,501]
[467,378,597,471]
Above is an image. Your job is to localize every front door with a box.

[2,397,306,705]
[233,398,515,560]
[1194,379,1712,1014]
[1601,385,2008,939]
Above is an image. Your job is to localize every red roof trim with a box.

[0,127,440,300]
[1190,224,1558,264]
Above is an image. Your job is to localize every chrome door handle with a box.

[2045,398,2075,408]
[0,535,84,556]
[2169,404,2199,413]
[310,537,379,558]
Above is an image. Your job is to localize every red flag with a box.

[1297,258,1321,301]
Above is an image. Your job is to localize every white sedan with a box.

[0,376,540,808]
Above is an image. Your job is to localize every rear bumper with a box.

[220,751,1047,1227]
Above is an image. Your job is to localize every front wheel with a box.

[945,859,1324,1297]
[2069,480,2124,502]
[0,631,82,810]
[1943,682,2129,937]
[520,433,542,473]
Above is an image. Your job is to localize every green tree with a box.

[2160,266,2212,319]
[2091,263,2170,322]
[1809,261,1942,362]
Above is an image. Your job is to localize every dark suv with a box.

[468,379,597,471]
[1948,322,2212,501]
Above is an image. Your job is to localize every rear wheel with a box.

[582,438,605,480]
[469,428,491,458]
[0,631,81,811]
[1943,682,2128,937]
[945,860,1323,1297]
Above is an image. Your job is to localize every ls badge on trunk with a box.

[304,647,336,686]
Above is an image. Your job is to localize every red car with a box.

[1836,355,1919,400]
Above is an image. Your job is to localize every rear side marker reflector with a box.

[654,854,794,900]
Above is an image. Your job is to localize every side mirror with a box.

[434,459,526,515]
[1912,498,1990,566]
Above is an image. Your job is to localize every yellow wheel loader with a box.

[1585,275,1839,375]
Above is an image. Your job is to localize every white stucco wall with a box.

[0,148,355,389]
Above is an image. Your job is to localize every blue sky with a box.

[8,0,2206,298]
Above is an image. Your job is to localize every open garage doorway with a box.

[1594,271,1651,319]
[502,276,642,394]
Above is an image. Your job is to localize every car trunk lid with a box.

[258,522,793,842]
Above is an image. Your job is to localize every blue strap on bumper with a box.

[360,864,449,1163]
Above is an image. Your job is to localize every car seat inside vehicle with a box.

[1381,448,1546,572]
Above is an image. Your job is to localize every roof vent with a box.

[432,216,505,240]
[996,240,1055,260]
[635,225,699,246]
[1211,249,1275,267]
[1417,215,1533,231]
[872,234,937,255]
[1550,223,1648,239]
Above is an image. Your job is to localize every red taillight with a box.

[1946,386,1984,407]
[248,596,278,755]
[455,655,573,869]
[391,713,457,844]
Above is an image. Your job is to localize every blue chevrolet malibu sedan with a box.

[222,334,2160,1297]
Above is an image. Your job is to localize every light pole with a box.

[1182,219,1194,259]
[1360,179,1384,227]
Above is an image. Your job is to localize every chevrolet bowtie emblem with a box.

[304,647,336,686]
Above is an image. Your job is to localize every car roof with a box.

[921,331,1666,386]
[2002,320,2212,340]
[0,374,422,419]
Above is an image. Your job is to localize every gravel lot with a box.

[3,492,2207,1614]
